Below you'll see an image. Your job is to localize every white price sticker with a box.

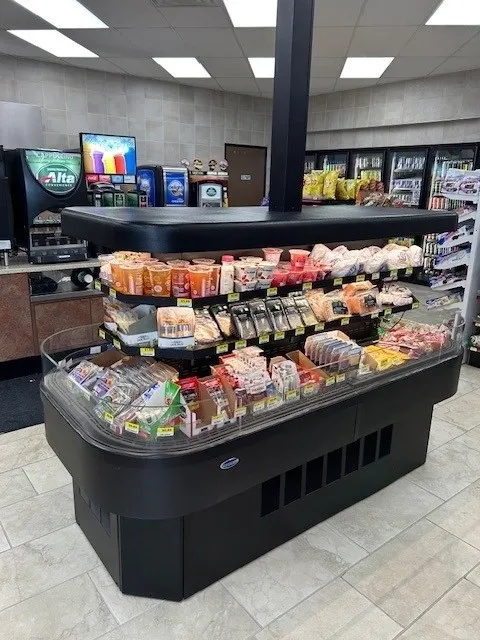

[341,317,350,326]
[326,377,336,387]
[253,400,266,413]
[334,277,343,286]
[315,323,325,332]
[99,329,106,339]
[113,338,121,349]
[235,406,247,418]
[259,334,270,344]
[372,272,380,280]
[356,274,365,282]
[336,373,346,383]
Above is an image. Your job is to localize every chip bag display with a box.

[323,171,339,199]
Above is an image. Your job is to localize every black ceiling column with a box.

[268,0,315,213]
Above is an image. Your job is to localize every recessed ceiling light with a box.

[12,0,107,28]
[153,58,210,78]
[426,0,480,24]
[248,57,275,78]
[223,0,277,27]
[8,30,98,57]
[340,57,394,78]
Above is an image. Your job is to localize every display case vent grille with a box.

[261,424,393,517]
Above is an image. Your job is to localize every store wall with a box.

[0,55,272,168]
[307,69,480,151]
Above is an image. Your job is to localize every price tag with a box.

[124,422,139,434]
[140,347,155,357]
[253,400,266,413]
[157,426,175,437]
[267,396,279,408]
[216,343,229,354]
[371,312,379,319]
[286,389,299,401]
[336,373,346,383]
[372,272,380,280]
[104,412,114,424]
[94,280,101,291]
[99,328,106,339]
[303,383,315,395]
[413,301,420,309]
[235,406,247,418]
[405,267,413,275]
[108,287,117,299]
[326,377,336,387]
[302,282,313,291]
[267,287,278,297]
[177,298,192,308]
[356,274,365,282]
[235,340,247,350]
[295,326,305,336]
[384,308,392,316]
[390,269,398,278]
[228,292,240,303]
[274,331,285,341]
[259,334,270,344]
[341,317,350,326]
[334,277,343,286]
[211,414,224,427]
[315,323,325,332]
[113,338,121,349]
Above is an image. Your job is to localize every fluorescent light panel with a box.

[223,0,277,27]
[249,57,275,78]
[9,30,98,57]
[341,57,394,78]
[153,58,210,78]
[427,0,480,24]
[12,0,107,28]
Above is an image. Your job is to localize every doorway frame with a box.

[224,143,268,201]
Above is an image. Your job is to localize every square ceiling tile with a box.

[400,26,479,57]
[0,30,55,59]
[64,58,126,73]
[175,28,243,57]
[453,32,480,57]
[179,78,221,89]
[81,0,168,28]
[312,27,354,57]
[383,56,447,77]
[359,0,439,26]
[255,78,274,93]
[0,2,50,29]
[62,28,143,58]
[430,56,480,74]
[201,57,253,77]
[310,58,345,78]
[310,78,337,94]
[160,7,230,27]
[334,78,377,91]
[217,77,260,94]
[348,26,418,56]
[235,28,276,57]
[108,58,171,78]
[117,27,194,57]
[314,0,364,26]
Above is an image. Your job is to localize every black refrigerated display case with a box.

[385,147,428,208]
[349,149,386,182]
[318,151,349,177]
[426,145,478,212]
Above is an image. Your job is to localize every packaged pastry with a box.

[211,304,234,338]
[318,295,349,322]
[281,297,304,329]
[310,170,327,198]
[265,298,290,332]
[157,307,195,339]
[248,300,273,335]
[230,303,256,339]
[345,288,380,316]
[342,281,374,297]
[194,308,222,344]
[294,296,317,326]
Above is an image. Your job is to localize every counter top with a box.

[62,205,458,253]
[0,255,101,276]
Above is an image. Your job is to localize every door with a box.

[426,145,477,211]
[386,148,428,208]
[318,151,349,177]
[225,144,267,206]
[349,149,385,181]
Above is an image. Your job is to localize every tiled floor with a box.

[1,365,480,639]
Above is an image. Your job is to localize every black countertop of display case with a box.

[62,205,458,253]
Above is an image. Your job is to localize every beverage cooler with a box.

[385,148,428,208]
[426,145,478,211]
[318,151,349,177]
[304,152,317,173]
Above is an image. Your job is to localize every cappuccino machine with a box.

[6,148,89,264]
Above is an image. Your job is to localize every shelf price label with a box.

[98,328,106,339]
[157,426,175,437]
[302,282,313,291]
[228,292,240,303]
[274,331,285,341]
[253,400,266,413]
[259,334,270,344]
[113,338,121,349]
[235,406,247,418]
[177,298,192,308]
[336,373,346,383]
[211,415,224,427]
[216,343,229,355]
[108,287,117,299]
[267,287,278,297]
[412,301,420,309]
[94,280,101,291]
[405,267,413,276]
[286,389,300,401]
[341,317,350,326]
[124,422,139,435]
[267,396,279,408]
[326,377,336,387]
[295,326,305,336]
[371,312,379,319]
[390,269,398,278]
[356,274,365,282]
[384,308,392,315]
[315,323,325,332]
[140,347,155,357]
[303,383,315,395]
[334,277,343,286]
[372,272,380,280]
[235,340,247,350]
[104,412,114,424]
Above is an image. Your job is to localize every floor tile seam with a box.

[26,478,72,496]
[336,577,403,632]
[0,521,12,550]
[406,468,480,502]
[464,556,480,582]
[1,518,77,550]
[424,515,480,553]
[214,581,264,633]
[433,411,480,432]
[0,481,71,516]
[0,449,57,476]
[0,425,45,444]
[451,430,480,452]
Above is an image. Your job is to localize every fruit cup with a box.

[110,260,126,293]
[289,249,310,270]
[148,264,172,297]
[121,262,144,295]
[262,248,283,264]
[167,260,190,297]
[188,265,211,298]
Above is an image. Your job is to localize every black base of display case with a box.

[43,352,462,601]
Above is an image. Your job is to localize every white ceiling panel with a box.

[235,28,276,57]
[0,29,55,58]
[430,56,480,74]
[217,77,259,93]
[160,7,230,28]
[310,58,345,78]
[334,78,376,91]
[177,78,221,89]
[107,57,171,78]
[117,27,194,57]
[62,29,144,58]
[80,0,168,28]
[0,1,50,29]
[175,28,243,57]
[255,78,274,93]
[400,26,479,57]
[64,58,125,73]
[201,57,253,77]
[313,0,364,27]
[453,32,480,57]
[359,0,439,27]
[312,27,354,57]
[310,77,337,93]
[348,26,418,57]
[382,56,447,77]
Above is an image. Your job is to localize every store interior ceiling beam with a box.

[268,0,315,214]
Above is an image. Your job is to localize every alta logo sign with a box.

[37,164,78,195]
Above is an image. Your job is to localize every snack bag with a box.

[346,179,357,200]
[336,178,348,200]
[310,171,327,199]
[302,174,313,198]
[323,171,339,199]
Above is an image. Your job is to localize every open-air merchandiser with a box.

[41,205,462,601]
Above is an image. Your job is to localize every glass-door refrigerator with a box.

[386,148,428,208]
[349,149,385,182]
[304,152,317,173]
[426,145,477,211]
[318,151,349,177]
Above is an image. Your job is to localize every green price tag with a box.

[372,272,380,280]
[315,323,325,332]
[302,282,313,291]
[341,317,350,326]
[259,334,270,344]
[235,340,247,350]
[356,274,365,282]
[113,338,121,349]
[295,326,305,336]
[94,280,101,291]
[140,347,155,356]
[274,331,285,341]
[334,277,343,286]
[216,343,229,354]
[99,328,106,339]
[177,298,192,308]
[109,287,117,299]
[267,287,278,297]
[228,292,240,303]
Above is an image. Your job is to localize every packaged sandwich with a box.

[230,303,256,339]
[281,297,304,330]
[194,308,222,344]
[294,296,317,326]
[265,298,290,332]
[345,288,380,316]
[248,300,273,335]
[211,304,234,338]
[318,294,350,322]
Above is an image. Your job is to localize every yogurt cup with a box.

[234,262,258,283]
[234,279,257,292]
[256,261,275,281]
[262,248,282,264]
[271,269,289,287]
